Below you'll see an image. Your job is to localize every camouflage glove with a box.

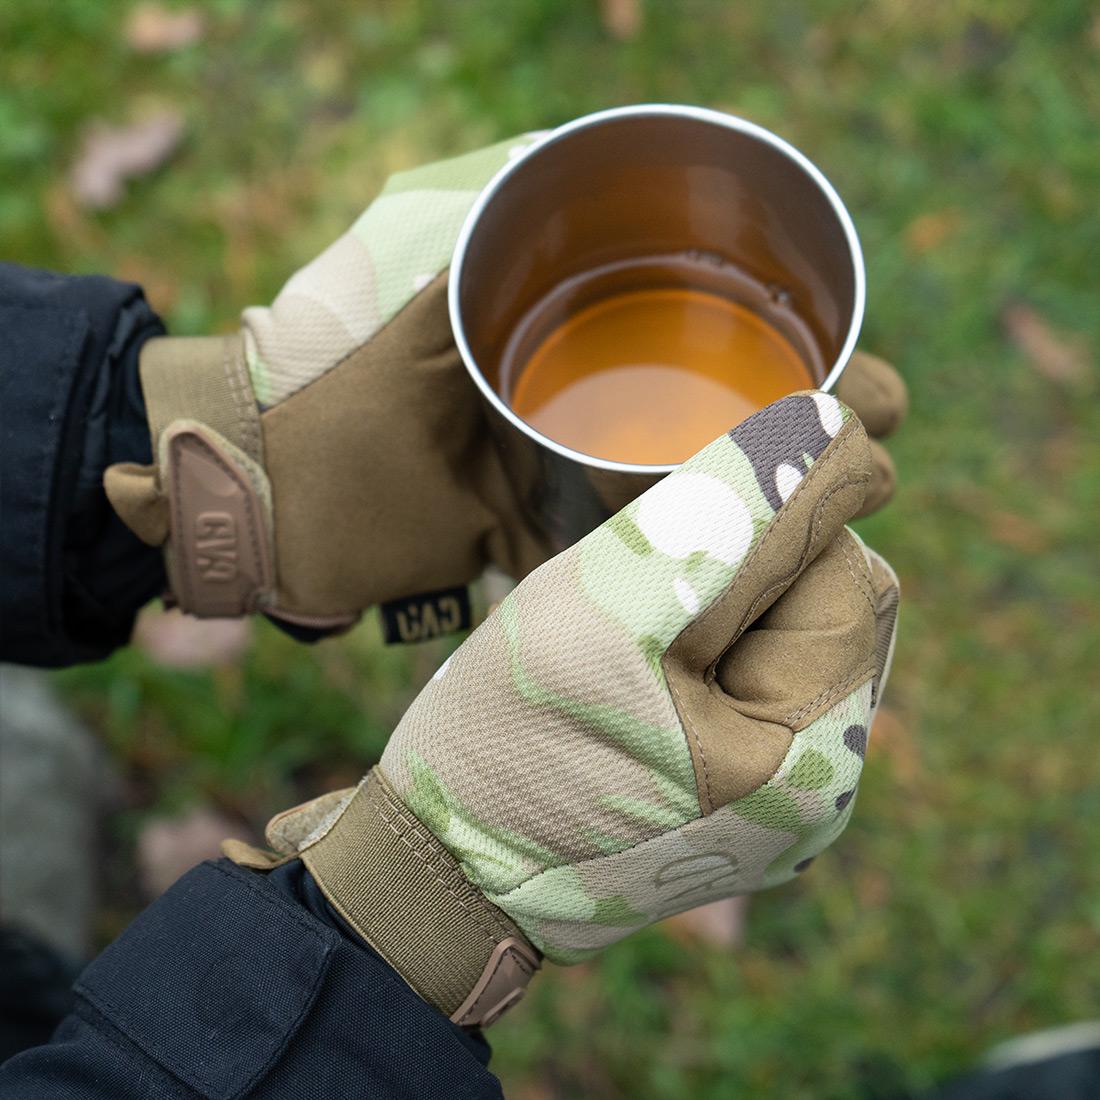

[103,134,905,632]
[232,392,899,1028]
[103,136,550,631]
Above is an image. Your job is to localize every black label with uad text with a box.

[380,586,472,644]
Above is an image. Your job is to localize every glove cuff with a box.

[297,769,541,1028]
[140,334,266,468]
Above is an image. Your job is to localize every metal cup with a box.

[449,104,865,555]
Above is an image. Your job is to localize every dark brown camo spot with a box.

[728,395,834,511]
[835,789,855,811]
[843,724,868,758]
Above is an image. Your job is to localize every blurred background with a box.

[2,0,1098,1095]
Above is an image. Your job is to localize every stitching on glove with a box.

[371,777,517,947]
[738,470,868,642]
[667,422,866,815]
[785,661,875,726]
[222,337,260,463]
[666,671,714,814]
[839,530,877,615]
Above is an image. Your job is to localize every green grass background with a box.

[4,1,1099,1095]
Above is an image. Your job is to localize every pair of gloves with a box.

[106,136,907,1028]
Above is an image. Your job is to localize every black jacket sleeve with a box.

[0,264,505,1095]
[0,860,504,1099]
[0,263,167,666]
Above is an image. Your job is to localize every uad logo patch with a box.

[380,586,472,644]
[652,851,742,908]
[195,511,238,582]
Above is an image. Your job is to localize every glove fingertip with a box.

[837,352,909,438]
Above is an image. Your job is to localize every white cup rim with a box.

[448,103,866,475]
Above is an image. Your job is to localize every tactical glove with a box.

[233,392,900,1027]
[104,136,905,632]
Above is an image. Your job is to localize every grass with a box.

[4,0,1099,1095]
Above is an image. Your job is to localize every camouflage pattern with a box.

[370,392,891,962]
[493,682,872,962]
[241,135,544,407]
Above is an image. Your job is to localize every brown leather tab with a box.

[164,424,274,617]
[104,462,170,546]
[220,838,294,870]
[450,937,541,1028]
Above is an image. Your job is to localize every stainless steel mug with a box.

[449,103,865,556]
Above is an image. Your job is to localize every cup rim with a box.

[448,103,866,475]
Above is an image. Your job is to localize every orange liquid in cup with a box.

[508,285,814,465]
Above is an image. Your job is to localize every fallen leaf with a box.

[133,606,253,668]
[44,181,108,254]
[126,3,205,53]
[511,1086,556,1100]
[662,896,749,948]
[855,866,891,909]
[137,807,254,898]
[869,706,921,787]
[69,110,185,210]
[987,509,1052,554]
[1001,302,1092,385]
[114,254,180,315]
[551,959,595,989]
[904,208,963,255]
[601,0,642,41]
[1042,430,1083,478]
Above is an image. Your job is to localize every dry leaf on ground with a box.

[126,3,205,53]
[904,208,963,255]
[133,606,253,669]
[137,807,255,899]
[987,510,1052,554]
[662,896,749,948]
[600,0,642,40]
[69,110,185,210]
[869,706,921,787]
[1002,302,1092,385]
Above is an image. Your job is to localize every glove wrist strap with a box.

[298,769,541,1027]
[141,335,265,467]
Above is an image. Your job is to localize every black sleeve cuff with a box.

[0,861,504,1099]
[0,263,166,667]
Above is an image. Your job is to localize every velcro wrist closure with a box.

[141,334,264,467]
[299,768,541,1028]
